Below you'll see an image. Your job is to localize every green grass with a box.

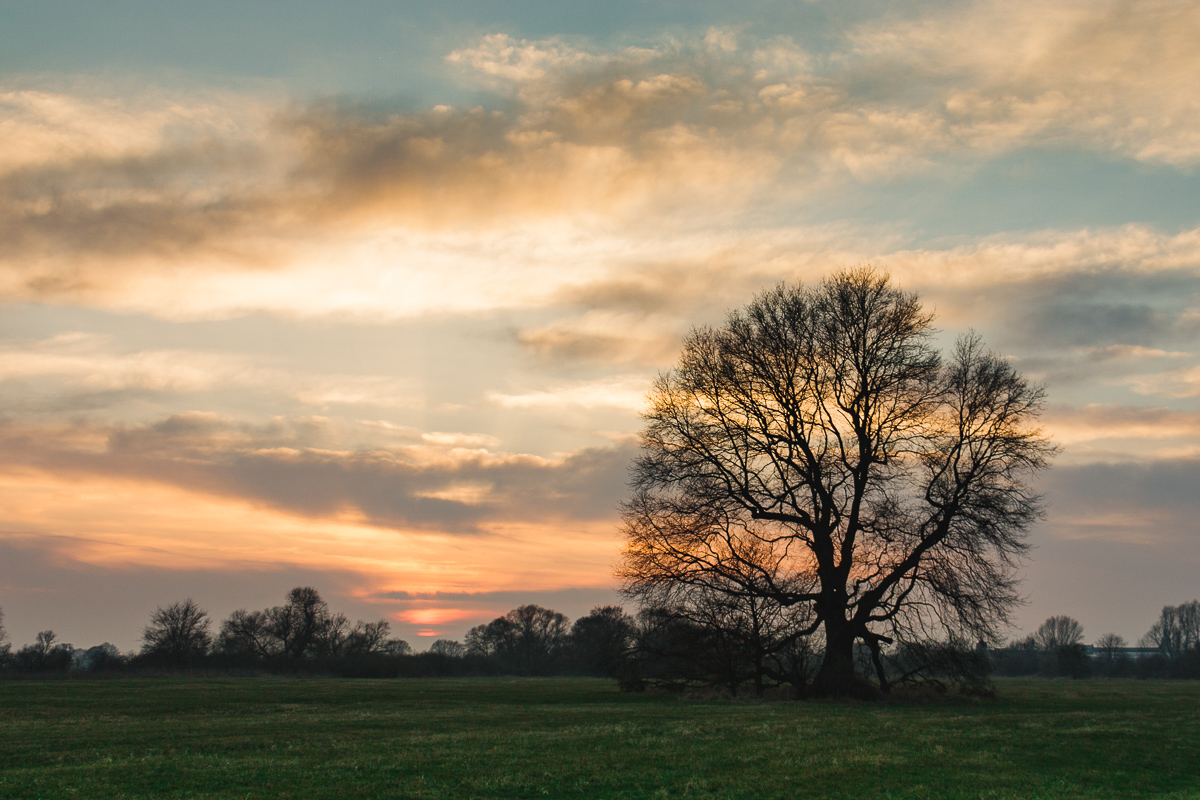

[1,678,1197,799]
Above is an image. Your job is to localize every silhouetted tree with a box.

[215,587,397,669]
[15,630,73,673]
[991,634,1042,676]
[465,616,512,657]
[1094,633,1129,677]
[268,586,329,663]
[348,620,394,656]
[428,639,466,657]
[141,599,212,667]
[314,614,393,658]
[1035,616,1084,651]
[380,637,412,656]
[622,606,714,691]
[570,606,634,678]
[78,642,126,673]
[313,610,352,657]
[34,630,56,654]
[1142,601,1200,660]
[1141,601,1200,678]
[619,269,1054,697]
[217,609,277,662]
[1033,616,1087,677]
[466,605,570,674]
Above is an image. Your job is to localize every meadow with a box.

[1,678,1197,799]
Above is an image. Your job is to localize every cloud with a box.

[486,375,651,411]
[445,33,601,86]
[1043,456,1200,545]
[1124,364,1200,399]
[0,88,275,173]
[0,332,421,414]
[848,0,1200,164]
[0,332,260,394]
[4,4,1198,317]
[511,259,799,364]
[0,414,636,533]
[514,312,682,365]
[1044,404,1200,462]
[0,87,295,302]
[492,223,1200,369]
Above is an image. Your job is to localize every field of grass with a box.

[1,677,1197,799]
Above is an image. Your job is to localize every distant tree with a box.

[33,630,57,655]
[692,584,815,696]
[216,588,398,669]
[1141,601,1200,660]
[625,590,821,697]
[77,642,126,673]
[313,611,352,657]
[618,269,1054,697]
[428,639,466,657]
[507,604,570,674]
[217,609,277,662]
[1035,616,1084,651]
[885,638,992,694]
[346,620,394,656]
[380,637,412,656]
[623,606,715,691]
[990,634,1042,677]
[267,586,329,663]
[15,630,73,672]
[570,606,635,678]
[313,614,392,658]
[1033,616,1087,677]
[466,616,516,658]
[1094,633,1129,677]
[142,599,212,667]
[466,605,570,674]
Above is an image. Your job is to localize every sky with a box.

[1,0,1199,652]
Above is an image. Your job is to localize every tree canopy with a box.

[141,598,212,667]
[618,268,1055,697]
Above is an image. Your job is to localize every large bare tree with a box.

[618,268,1054,697]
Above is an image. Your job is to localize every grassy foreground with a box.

[1,678,1197,799]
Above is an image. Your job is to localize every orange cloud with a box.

[0,464,620,594]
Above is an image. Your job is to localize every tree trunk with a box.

[810,617,876,699]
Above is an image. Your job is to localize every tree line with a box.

[0,589,634,679]
[990,605,1200,680]
[1,594,1197,687]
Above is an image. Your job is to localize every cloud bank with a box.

[2,0,1198,318]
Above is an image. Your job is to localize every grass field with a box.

[1,678,1198,799]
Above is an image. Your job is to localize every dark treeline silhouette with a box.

[0,593,635,679]
[989,605,1200,680]
[2,596,1198,687]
